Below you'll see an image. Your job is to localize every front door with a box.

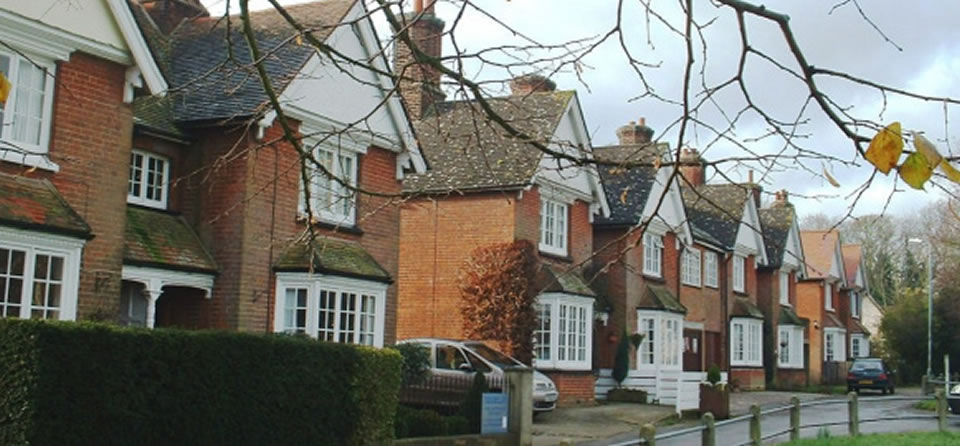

[683,329,703,371]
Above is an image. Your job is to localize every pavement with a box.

[532,388,954,445]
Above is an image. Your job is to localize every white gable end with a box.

[640,167,691,245]
[829,242,845,285]
[735,197,767,265]
[782,216,804,274]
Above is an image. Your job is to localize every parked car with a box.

[950,384,960,414]
[397,338,559,413]
[846,357,895,394]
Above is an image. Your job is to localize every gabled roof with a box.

[850,318,870,336]
[124,206,217,273]
[593,143,664,226]
[842,244,865,289]
[682,184,761,255]
[403,91,576,193]
[0,173,92,238]
[129,0,355,122]
[536,264,597,298]
[759,204,803,270]
[800,230,844,282]
[275,236,391,283]
[637,284,686,314]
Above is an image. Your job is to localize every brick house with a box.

[0,0,166,323]
[758,191,808,388]
[842,245,871,359]
[393,4,610,406]
[679,153,769,390]
[797,230,848,383]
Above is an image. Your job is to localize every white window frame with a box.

[850,334,869,358]
[824,282,834,311]
[0,226,83,321]
[539,198,568,256]
[823,328,846,362]
[635,310,683,371]
[779,271,790,306]
[851,291,861,319]
[0,50,57,171]
[777,325,804,369]
[300,145,358,226]
[534,293,593,371]
[730,318,762,367]
[273,273,386,347]
[704,251,719,288]
[681,248,701,287]
[642,232,663,278]
[127,149,171,209]
[733,254,746,293]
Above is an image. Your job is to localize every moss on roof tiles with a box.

[779,306,807,326]
[0,173,91,238]
[682,183,757,249]
[124,206,217,273]
[731,297,764,319]
[593,143,667,226]
[537,264,597,297]
[404,91,576,193]
[637,284,686,314]
[133,95,185,138]
[759,205,795,268]
[275,237,391,282]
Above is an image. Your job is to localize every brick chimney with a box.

[509,74,556,96]
[679,148,705,187]
[139,0,208,34]
[616,117,655,145]
[771,189,790,207]
[393,0,446,119]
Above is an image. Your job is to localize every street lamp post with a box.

[909,238,934,380]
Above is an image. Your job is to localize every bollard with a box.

[504,367,533,446]
[639,423,657,446]
[936,389,947,433]
[847,391,859,436]
[790,396,801,442]
[701,412,716,446]
[750,405,761,446]
[922,375,930,395]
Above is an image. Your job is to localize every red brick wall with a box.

[730,367,765,390]
[796,280,823,382]
[542,371,596,407]
[776,369,808,389]
[592,227,628,369]
[0,52,133,320]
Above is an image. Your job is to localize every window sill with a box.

[0,151,60,172]
[681,281,701,289]
[733,290,748,296]
[127,197,167,210]
[730,363,763,368]
[538,245,568,258]
[297,215,364,235]
[534,362,591,372]
[778,364,804,370]
[704,283,719,289]
[642,274,665,283]
[539,251,572,263]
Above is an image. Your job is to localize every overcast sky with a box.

[203,0,960,220]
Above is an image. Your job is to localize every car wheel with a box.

[881,387,887,395]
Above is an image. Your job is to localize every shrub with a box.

[0,319,402,445]
[389,342,431,386]
[394,406,470,438]
[461,372,489,433]
[707,364,722,386]
[613,330,631,386]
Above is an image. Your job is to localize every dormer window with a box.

[128,150,169,209]
[539,198,568,256]
[0,52,56,168]
[300,146,357,225]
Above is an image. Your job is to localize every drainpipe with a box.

[721,252,729,371]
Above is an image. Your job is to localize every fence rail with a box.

[398,373,505,414]
[614,390,951,446]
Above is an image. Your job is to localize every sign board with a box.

[480,392,508,434]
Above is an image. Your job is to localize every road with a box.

[589,393,960,445]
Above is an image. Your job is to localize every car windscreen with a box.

[467,343,522,368]
[850,361,882,372]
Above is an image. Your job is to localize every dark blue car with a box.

[846,358,895,394]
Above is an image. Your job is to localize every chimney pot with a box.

[616,118,655,145]
[678,147,705,187]
[509,74,557,96]
[638,117,646,126]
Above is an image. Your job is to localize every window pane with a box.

[318,289,336,341]
[535,303,551,361]
[358,294,376,346]
[12,61,45,145]
[283,288,308,334]
[339,292,357,343]
[0,248,25,318]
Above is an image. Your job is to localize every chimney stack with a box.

[772,189,790,207]
[679,148,705,187]
[139,0,209,34]
[616,117,655,145]
[509,74,557,96]
[393,0,446,119]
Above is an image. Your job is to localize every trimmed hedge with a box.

[394,406,470,438]
[0,319,401,445]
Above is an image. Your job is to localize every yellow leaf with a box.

[864,122,903,174]
[823,164,841,187]
[0,71,11,105]
[295,34,304,46]
[940,159,960,183]
[913,132,943,167]
[899,152,934,190]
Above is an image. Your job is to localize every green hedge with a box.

[0,319,401,445]
[394,406,470,438]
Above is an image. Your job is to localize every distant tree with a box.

[799,213,834,231]
[879,287,928,383]
[840,215,901,306]
[900,249,927,293]
[459,240,539,364]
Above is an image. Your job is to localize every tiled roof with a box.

[536,263,597,298]
[133,95,186,138]
[779,306,807,326]
[592,143,666,226]
[850,318,870,335]
[274,236,391,282]
[823,312,844,328]
[800,230,839,279]
[403,91,575,193]
[129,0,355,123]
[842,244,862,286]
[731,297,764,319]
[682,184,757,250]
[0,173,91,238]
[637,284,686,314]
[759,205,795,268]
[124,206,217,273]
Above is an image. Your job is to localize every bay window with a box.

[704,251,718,288]
[0,227,83,321]
[681,248,701,287]
[635,310,683,370]
[0,51,56,168]
[274,273,386,347]
[824,328,846,362]
[539,199,568,256]
[642,233,663,277]
[851,334,869,358]
[733,254,745,293]
[534,293,593,370]
[778,325,804,369]
[301,146,358,225]
[128,150,170,209]
[730,318,762,367]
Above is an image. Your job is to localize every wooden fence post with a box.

[750,405,761,446]
[639,423,657,446]
[936,389,947,433]
[701,412,715,446]
[847,391,859,436]
[790,396,801,442]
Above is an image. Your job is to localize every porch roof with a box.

[850,318,871,336]
[730,297,764,319]
[779,306,808,326]
[823,312,845,328]
[637,284,686,314]
[274,236,391,283]
[0,172,92,239]
[124,206,218,274]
